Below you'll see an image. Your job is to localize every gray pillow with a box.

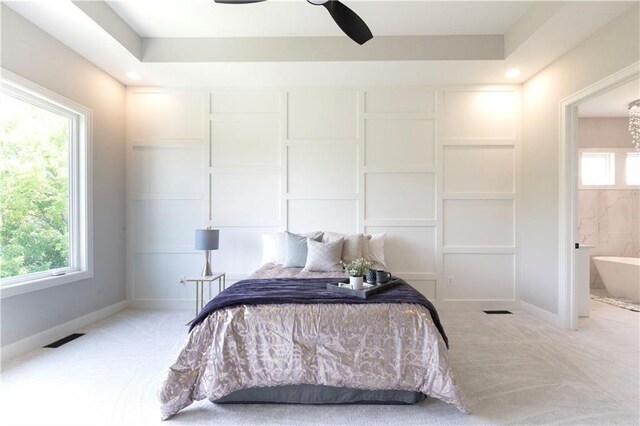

[276,231,323,264]
[304,238,344,272]
[283,231,323,268]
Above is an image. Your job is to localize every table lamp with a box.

[195,227,219,277]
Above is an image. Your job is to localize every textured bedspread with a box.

[159,278,466,420]
[189,277,449,348]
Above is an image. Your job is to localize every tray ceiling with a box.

[105,0,532,38]
[3,1,637,86]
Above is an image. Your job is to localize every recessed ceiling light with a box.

[126,71,141,80]
[505,68,521,79]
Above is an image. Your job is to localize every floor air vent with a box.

[483,310,513,315]
[44,333,85,348]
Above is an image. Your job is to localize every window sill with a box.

[0,270,93,299]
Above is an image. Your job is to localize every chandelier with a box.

[630,99,640,150]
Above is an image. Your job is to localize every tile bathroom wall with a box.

[578,188,640,288]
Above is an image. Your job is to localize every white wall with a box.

[127,86,520,309]
[578,117,635,148]
[521,6,639,315]
[0,6,127,346]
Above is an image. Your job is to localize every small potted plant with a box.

[343,257,372,290]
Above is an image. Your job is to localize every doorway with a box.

[559,62,639,330]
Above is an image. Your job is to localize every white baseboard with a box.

[129,299,193,310]
[0,299,128,363]
[433,300,520,311]
[519,300,561,326]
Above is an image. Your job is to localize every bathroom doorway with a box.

[559,63,639,330]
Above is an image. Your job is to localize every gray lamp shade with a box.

[195,229,219,250]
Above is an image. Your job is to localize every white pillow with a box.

[304,238,344,272]
[361,233,373,258]
[366,233,386,269]
[261,234,278,265]
[275,232,286,264]
[323,232,365,263]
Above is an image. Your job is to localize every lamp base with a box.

[201,250,213,277]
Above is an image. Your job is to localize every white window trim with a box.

[625,152,640,186]
[578,148,640,190]
[0,69,93,299]
[579,151,615,187]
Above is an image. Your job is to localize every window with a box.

[1,72,91,297]
[626,152,640,185]
[580,152,615,186]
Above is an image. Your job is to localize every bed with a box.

[159,263,466,419]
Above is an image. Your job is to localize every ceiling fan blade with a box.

[322,1,373,45]
[213,0,266,4]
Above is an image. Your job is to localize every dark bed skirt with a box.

[212,384,426,405]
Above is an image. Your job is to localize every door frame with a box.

[558,62,639,330]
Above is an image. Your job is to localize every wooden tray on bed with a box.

[326,278,401,299]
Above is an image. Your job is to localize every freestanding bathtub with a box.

[592,256,640,303]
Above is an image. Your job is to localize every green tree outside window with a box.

[0,93,70,279]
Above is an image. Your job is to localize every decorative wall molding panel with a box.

[127,90,209,307]
[127,86,520,309]
[439,88,521,303]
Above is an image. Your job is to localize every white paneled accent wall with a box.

[362,89,438,299]
[439,89,520,305]
[127,90,209,307]
[127,86,520,309]
[210,90,284,282]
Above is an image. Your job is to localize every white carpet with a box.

[0,300,638,425]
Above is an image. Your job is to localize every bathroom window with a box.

[580,152,615,186]
[626,152,640,185]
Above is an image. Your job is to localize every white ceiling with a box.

[579,78,640,117]
[105,0,532,38]
[4,1,638,87]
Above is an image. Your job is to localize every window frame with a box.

[0,70,93,299]
[625,152,640,186]
[578,148,640,190]
[579,151,615,186]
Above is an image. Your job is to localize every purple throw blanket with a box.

[189,277,449,348]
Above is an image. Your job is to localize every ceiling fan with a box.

[213,0,373,45]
